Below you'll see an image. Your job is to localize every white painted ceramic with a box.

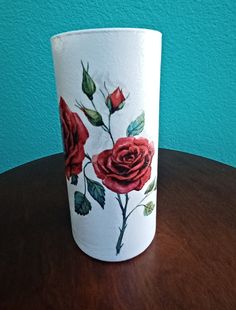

[51,28,162,262]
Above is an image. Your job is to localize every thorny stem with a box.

[116,193,129,255]
[115,190,152,254]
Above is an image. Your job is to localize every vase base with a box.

[71,228,156,262]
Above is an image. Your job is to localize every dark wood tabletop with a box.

[0,149,235,310]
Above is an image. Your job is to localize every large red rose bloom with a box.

[59,97,89,179]
[92,137,155,194]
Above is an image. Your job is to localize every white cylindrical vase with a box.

[51,28,162,262]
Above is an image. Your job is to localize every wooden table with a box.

[0,149,235,310]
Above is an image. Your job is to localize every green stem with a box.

[83,161,91,195]
[89,97,115,145]
[126,204,146,220]
[108,113,111,131]
[102,112,114,145]
[85,153,92,161]
[116,193,129,255]
[125,192,152,221]
[90,99,98,113]
[102,125,109,132]
[137,192,151,206]
[116,194,124,212]
[108,129,115,145]
[100,89,106,99]
[90,99,114,144]
[107,113,115,145]
[101,115,114,145]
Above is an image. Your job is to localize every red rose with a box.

[59,97,89,179]
[106,87,126,113]
[92,137,154,194]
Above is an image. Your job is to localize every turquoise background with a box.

[1,0,236,173]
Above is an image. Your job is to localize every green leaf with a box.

[144,178,157,194]
[143,201,155,216]
[71,175,78,185]
[126,112,145,136]
[74,191,92,216]
[86,178,105,209]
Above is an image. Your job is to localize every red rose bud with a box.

[81,61,96,100]
[106,87,126,113]
[80,105,104,127]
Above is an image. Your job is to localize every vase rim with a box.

[51,27,162,41]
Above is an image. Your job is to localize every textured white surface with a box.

[51,29,162,261]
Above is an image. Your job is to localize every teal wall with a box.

[1,0,236,173]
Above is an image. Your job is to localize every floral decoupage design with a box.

[59,61,157,255]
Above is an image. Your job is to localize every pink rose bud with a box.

[106,87,126,114]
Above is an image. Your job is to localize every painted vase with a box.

[51,28,162,262]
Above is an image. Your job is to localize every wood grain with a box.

[0,149,235,310]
